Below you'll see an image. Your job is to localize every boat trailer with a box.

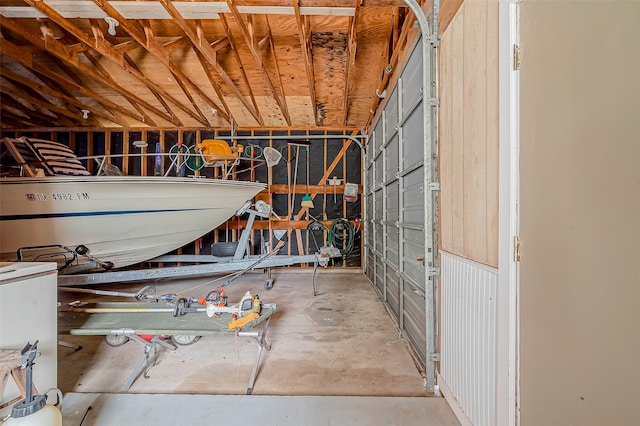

[57,201,341,290]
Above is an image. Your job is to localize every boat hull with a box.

[0,176,265,269]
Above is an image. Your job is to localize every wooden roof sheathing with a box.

[0,0,462,130]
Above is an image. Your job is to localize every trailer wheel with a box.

[105,334,129,347]
[171,335,200,346]
[264,279,274,291]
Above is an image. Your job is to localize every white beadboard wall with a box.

[439,251,498,426]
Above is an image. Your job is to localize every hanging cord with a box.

[328,218,355,257]
[306,217,327,253]
[242,144,263,159]
[290,146,300,218]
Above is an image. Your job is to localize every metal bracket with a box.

[430,352,440,362]
[428,268,441,277]
[427,34,440,47]
[428,182,440,191]
[425,97,440,107]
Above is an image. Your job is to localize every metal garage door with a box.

[364,32,438,390]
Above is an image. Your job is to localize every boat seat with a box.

[196,139,244,164]
[28,139,91,176]
[1,137,51,177]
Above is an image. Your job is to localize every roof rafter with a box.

[193,48,233,121]
[1,11,179,126]
[264,15,291,125]
[23,61,120,124]
[90,0,230,124]
[97,25,183,126]
[293,0,318,125]
[46,55,86,87]
[226,0,262,64]
[21,0,199,126]
[170,67,211,126]
[0,84,79,127]
[0,92,59,124]
[86,18,159,126]
[1,69,91,125]
[217,14,263,126]
[0,37,151,126]
[157,0,262,125]
[82,49,158,127]
[113,39,140,54]
[139,19,207,126]
[0,97,60,128]
[342,1,361,126]
[0,66,125,126]
[0,106,47,128]
[225,1,291,125]
[162,36,190,52]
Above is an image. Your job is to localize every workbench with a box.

[57,302,276,394]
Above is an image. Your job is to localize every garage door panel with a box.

[374,253,384,292]
[384,89,399,142]
[402,235,426,291]
[365,248,375,282]
[385,268,400,318]
[374,189,383,221]
[385,136,399,183]
[373,122,382,153]
[386,181,399,222]
[364,36,436,387]
[386,227,399,268]
[402,48,423,114]
[402,168,425,224]
[374,223,383,253]
[402,104,424,169]
[403,288,427,361]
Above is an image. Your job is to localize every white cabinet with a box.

[0,262,57,419]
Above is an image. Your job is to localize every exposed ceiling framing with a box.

[0,0,462,130]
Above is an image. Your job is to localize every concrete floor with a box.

[61,393,459,426]
[55,270,459,425]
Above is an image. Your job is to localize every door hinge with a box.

[513,44,521,70]
[514,236,521,262]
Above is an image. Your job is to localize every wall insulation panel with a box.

[438,0,499,267]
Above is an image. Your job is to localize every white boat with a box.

[0,137,265,271]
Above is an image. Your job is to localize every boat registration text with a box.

[26,192,91,201]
